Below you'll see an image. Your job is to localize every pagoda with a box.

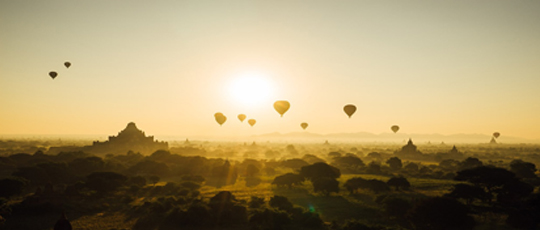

[88,122,168,155]
[395,138,423,159]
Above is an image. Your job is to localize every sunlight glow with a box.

[228,72,274,106]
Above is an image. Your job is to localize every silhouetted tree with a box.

[209,191,248,225]
[344,177,368,194]
[302,154,326,164]
[506,193,540,229]
[341,220,378,230]
[128,160,170,177]
[54,213,72,230]
[272,173,304,188]
[0,178,25,198]
[269,196,293,212]
[382,197,412,220]
[181,181,201,191]
[68,156,105,176]
[328,152,342,158]
[248,196,265,209]
[510,159,537,179]
[386,177,410,191]
[181,174,205,184]
[299,162,341,181]
[446,183,490,205]
[454,166,531,204]
[407,197,475,230]
[439,159,460,171]
[245,164,260,177]
[280,158,309,170]
[386,157,402,171]
[404,162,419,173]
[312,177,339,196]
[128,176,146,187]
[245,177,262,187]
[250,208,291,229]
[148,175,160,186]
[332,156,365,171]
[365,179,390,194]
[86,172,127,195]
[13,162,73,186]
[366,161,382,174]
[459,157,483,170]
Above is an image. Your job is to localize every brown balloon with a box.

[301,122,308,130]
[214,113,226,126]
[493,132,500,138]
[64,62,71,68]
[248,119,256,127]
[49,71,58,79]
[238,114,246,122]
[273,100,290,117]
[343,104,357,118]
[391,125,399,133]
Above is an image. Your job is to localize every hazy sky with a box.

[1,0,540,140]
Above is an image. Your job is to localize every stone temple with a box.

[88,122,168,155]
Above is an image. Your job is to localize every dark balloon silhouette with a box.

[273,100,290,117]
[301,122,308,130]
[391,125,400,133]
[493,132,500,138]
[214,113,226,126]
[238,114,246,122]
[248,119,256,127]
[64,62,71,68]
[49,71,58,79]
[343,104,356,118]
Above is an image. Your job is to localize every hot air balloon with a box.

[214,113,226,126]
[64,62,71,68]
[343,104,357,118]
[391,125,400,133]
[49,71,58,79]
[273,100,290,117]
[248,119,256,127]
[301,122,308,130]
[238,114,246,122]
[493,132,500,138]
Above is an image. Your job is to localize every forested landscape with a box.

[1,138,539,230]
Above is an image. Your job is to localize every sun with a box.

[228,72,274,106]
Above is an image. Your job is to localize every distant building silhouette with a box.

[490,137,497,144]
[88,122,168,155]
[395,139,423,159]
[435,145,465,161]
[449,145,459,154]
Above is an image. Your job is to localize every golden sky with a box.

[1,0,539,140]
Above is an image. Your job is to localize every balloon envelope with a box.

[214,113,226,126]
[301,122,308,130]
[64,62,71,68]
[237,114,246,122]
[343,104,357,118]
[273,100,290,117]
[493,132,500,138]
[391,125,400,133]
[248,119,256,127]
[49,71,57,79]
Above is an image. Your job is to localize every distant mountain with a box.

[252,132,540,144]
